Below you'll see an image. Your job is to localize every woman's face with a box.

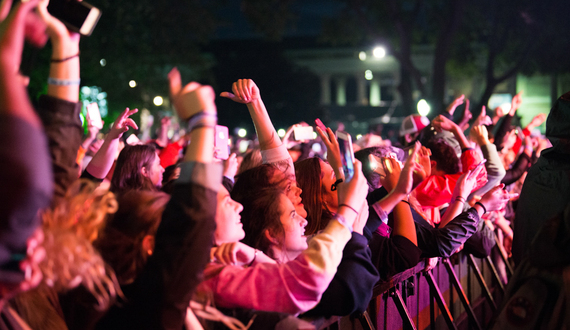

[146,154,165,187]
[214,186,245,245]
[277,194,308,254]
[271,170,307,218]
[319,160,338,208]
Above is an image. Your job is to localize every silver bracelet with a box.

[47,77,81,86]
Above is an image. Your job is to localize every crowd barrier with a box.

[316,241,512,330]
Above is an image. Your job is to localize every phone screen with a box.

[47,0,101,36]
[86,103,103,129]
[336,130,355,180]
[293,126,314,141]
[214,125,230,160]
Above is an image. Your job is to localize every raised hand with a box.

[107,108,138,140]
[210,242,254,266]
[168,67,216,120]
[528,113,546,129]
[446,94,465,115]
[220,79,261,104]
[452,164,484,201]
[477,184,517,214]
[509,91,523,115]
[336,160,369,228]
[431,114,457,133]
[473,106,492,127]
[223,153,238,180]
[470,125,490,146]
[315,126,343,179]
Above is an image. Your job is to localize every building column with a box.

[370,79,381,106]
[320,74,331,105]
[335,77,346,106]
[356,74,368,105]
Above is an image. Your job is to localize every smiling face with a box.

[214,185,245,245]
[271,170,307,218]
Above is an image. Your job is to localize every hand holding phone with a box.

[314,118,326,131]
[336,130,355,180]
[47,0,101,36]
[86,102,103,129]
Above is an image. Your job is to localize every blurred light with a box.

[277,128,286,138]
[352,121,359,128]
[81,86,91,95]
[129,80,137,88]
[311,143,322,153]
[499,103,512,114]
[312,131,318,139]
[373,46,386,58]
[381,115,390,124]
[100,59,106,67]
[359,51,367,61]
[356,134,363,140]
[365,70,373,81]
[97,92,107,100]
[237,128,247,138]
[218,130,226,139]
[153,96,164,106]
[417,99,431,116]
[238,140,249,153]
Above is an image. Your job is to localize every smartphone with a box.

[86,102,103,129]
[468,159,487,179]
[47,0,101,36]
[336,130,355,180]
[214,125,230,160]
[314,118,326,131]
[293,126,314,141]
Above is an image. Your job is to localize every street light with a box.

[365,70,373,80]
[373,46,386,58]
[359,51,367,61]
[153,96,163,106]
[129,80,137,88]
[417,99,431,116]
[277,128,286,137]
[237,128,247,138]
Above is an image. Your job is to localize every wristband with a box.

[453,196,466,204]
[51,53,80,63]
[186,111,217,132]
[401,200,410,205]
[338,203,358,215]
[48,77,81,86]
[475,201,487,214]
[333,213,353,233]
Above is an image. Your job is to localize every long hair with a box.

[294,157,333,236]
[237,188,286,258]
[95,190,168,285]
[40,179,122,310]
[111,145,158,194]
[232,164,288,200]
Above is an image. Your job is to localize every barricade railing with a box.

[316,245,512,330]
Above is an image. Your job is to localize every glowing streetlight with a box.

[237,128,247,138]
[417,99,431,116]
[129,80,137,88]
[365,70,373,80]
[373,46,386,58]
[100,59,106,67]
[277,128,286,138]
[359,51,367,61]
[153,96,164,106]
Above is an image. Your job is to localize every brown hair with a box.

[110,145,158,194]
[95,190,168,285]
[294,157,334,236]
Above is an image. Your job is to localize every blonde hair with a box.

[40,180,122,309]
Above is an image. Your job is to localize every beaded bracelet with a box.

[47,77,81,86]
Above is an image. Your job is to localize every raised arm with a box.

[84,108,138,180]
[432,114,470,150]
